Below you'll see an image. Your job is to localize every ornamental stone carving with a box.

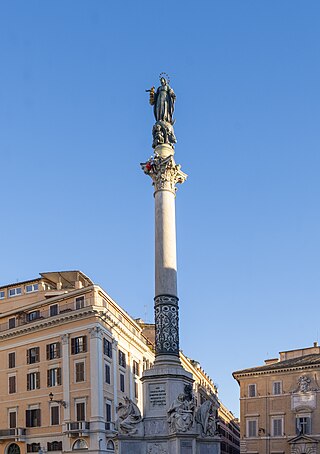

[116,397,143,436]
[89,326,103,339]
[61,333,69,345]
[167,385,195,433]
[141,155,187,193]
[147,443,168,454]
[154,295,179,355]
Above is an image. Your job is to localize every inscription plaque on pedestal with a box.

[181,440,192,454]
[120,442,141,454]
[149,383,166,407]
[199,443,220,454]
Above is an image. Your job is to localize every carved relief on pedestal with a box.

[141,155,187,193]
[145,419,167,435]
[147,442,168,454]
[154,295,179,355]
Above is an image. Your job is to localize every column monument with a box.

[116,74,220,454]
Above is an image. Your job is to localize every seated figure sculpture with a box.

[116,396,142,435]
[167,386,195,433]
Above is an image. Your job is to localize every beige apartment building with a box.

[233,343,320,454]
[0,271,239,454]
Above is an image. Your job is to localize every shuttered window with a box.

[9,411,17,429]
[50,406,60,425]
[9,376,16,394]
[76,402,85,421]
[75,362,85,382]
[46,342,61,360]
[26,409,41,427]
[273,381,282,395]
[27,347,40,364]
[27,372,40,390]
[8,352,16,368]
[47,368,62,387]
[247,419,257,437]
[71,336,87,354]
[272,418,283,436]
[248,384,256,397]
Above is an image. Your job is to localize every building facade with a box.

[0,271,239,454]
[233,344,320,454]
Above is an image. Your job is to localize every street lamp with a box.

[49,392,67,408]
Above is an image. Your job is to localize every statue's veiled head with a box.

[160,77,167,86]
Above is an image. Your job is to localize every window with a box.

[47,342,61,360]
[71,336,87,354]
[28,310,40,322]
[26,408,41,427]
[247,419,257,437]
[75,362,85,382]
[106,402,112,430]
[27,347,40,364]
[50,304,59,317]
[104,338,112,358]
[134,381,138,399]
[9,287,22,297]
[272,418,283,436]
[50,406,60,425]
[76,402,86,421]
[107,440,115,450]
[47,368,61,387]
[9,375,16,394]
[120,373,125,392]
[119,350,126,368]
[75,296,85,309]
[105,363,111,384]
[0,290,5,299]
[26,284,38,293]
[133,360,139,376]
[8,317,16,329]
[273,381,282,395]
[27,372,40,390]
[27,443,41,453]
[296,415,311,434]
[248,384,256,397]
[8,352,16,368]
[47,441,62,451]
[9,410,17,429]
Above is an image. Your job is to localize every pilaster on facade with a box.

[61,333,70,423]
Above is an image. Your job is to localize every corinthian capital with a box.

[141,154,187,193]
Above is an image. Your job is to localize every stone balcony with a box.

[65,421,90,437]
[0,428,26,441]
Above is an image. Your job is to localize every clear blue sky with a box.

[1,1,320,416]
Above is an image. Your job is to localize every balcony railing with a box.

[0,428,26,439]
[66,421,90,433]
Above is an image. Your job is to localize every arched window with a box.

[7,444,20,454]
[106,440,115,450]
[72,439,88,450]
